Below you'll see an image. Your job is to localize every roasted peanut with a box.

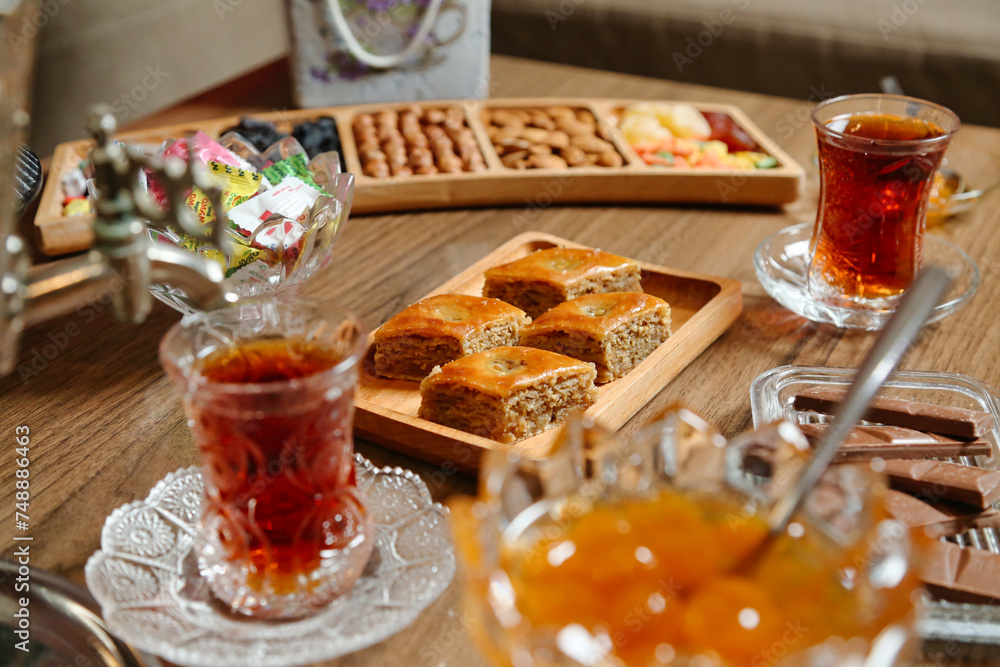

[423,108,446,124]
[555,117,593,137]
[546,106,575,118]
[362,159,389,178]
[408,147,434,169]
[542,130,570,149]
[500,150,530,168]
[571,134,616,153]
[529,111,557,130]
[529,154,569,169]
[597,150,624,167]
[491,109,523,128]
[559,145,588,166]
[528,143,553,155]
[520,128,551,144]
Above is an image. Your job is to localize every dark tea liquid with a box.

[809,113,948,303]
[191,338,362,594]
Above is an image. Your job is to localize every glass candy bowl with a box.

[451,411,926,667]
[145,136,353,314]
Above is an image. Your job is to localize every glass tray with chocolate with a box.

[752,365,1000,644]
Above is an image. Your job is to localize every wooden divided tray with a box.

[36,98,804,256]
[353,232,743,474]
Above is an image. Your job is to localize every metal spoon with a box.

[762,267,954,547]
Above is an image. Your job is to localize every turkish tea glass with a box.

[808,94,959,311]
[160,296,372,620]
[452,412,925,667]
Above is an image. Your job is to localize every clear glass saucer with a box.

[754,222,979,330]
[85,454,455,667]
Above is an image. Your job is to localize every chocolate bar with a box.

[798,424,992,460]
[793,387,994,439]
[922,540,1000,604]
[881,459,1000,509]
[882,489,1000,538]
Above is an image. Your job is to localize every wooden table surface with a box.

[4,55,1000,666]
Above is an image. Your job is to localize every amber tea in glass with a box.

[160,297,372,619]
[808,95,959,309]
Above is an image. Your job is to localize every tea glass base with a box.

[85,455,455,667]
[754,223,979,330]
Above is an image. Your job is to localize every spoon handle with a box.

[765,267,953,535]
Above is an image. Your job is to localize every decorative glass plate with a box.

[751,365,1000,644]
[754,222,979,330]
[85,454,455,667]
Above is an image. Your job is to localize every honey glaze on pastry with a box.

[374,294,530,381]
[520,292,672,383]
[418,346,598,444]
[483,247,642,319]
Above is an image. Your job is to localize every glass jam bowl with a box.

[451,411,926,667]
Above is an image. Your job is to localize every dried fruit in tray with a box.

[619,102,779,170]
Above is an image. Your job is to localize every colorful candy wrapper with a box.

[148,228,268,281]
[161,131,248,168]
[226,175,321,251]
[260,153,323,191]
[206,161,263,197]
[63,197,92,216]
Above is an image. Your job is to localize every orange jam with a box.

[502,488,919,667]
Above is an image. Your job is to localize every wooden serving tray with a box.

[35,98,804,256]
[353,232,743,475]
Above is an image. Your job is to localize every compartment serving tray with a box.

[36,97,804,256]
[353,231,743,475]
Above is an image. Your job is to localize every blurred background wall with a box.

[28,0,287,155]
[25,0,1000,157]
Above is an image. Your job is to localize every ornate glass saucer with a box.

[85,454,454,667]
[754,222,979,330]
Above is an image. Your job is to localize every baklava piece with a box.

[374,294,530,381]
[520,292,672,383]
[418,346,598,444]
[483,247,642,319]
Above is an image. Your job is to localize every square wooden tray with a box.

[34,97,803,256]
[353,232,743,474]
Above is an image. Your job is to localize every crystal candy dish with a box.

[754,222,979,330]
[95,133,356,314]
[752,365,1000,644]
[85,454,455,667]
[452,412,923,667]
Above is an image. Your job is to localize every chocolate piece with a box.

[922,541,1000,604]
[880,459,1000,509]
[793,387,994,439]
[882,489,1000,538]
[798,424,992,460]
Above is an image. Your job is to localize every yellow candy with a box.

[63,199,93,216]
[620,113,672,146]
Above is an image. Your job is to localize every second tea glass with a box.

[160,296,372,620]
[808,94,959,311]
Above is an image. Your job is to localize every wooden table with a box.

[4,55,1000,666]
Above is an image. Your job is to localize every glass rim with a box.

[159,295,368,394]
[812,93,960,148]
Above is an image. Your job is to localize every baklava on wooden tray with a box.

[373,294,529,381]
[483,247,642,319]
[354,232,743,474]
[418,346,598,444]
[520,292,672,383]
